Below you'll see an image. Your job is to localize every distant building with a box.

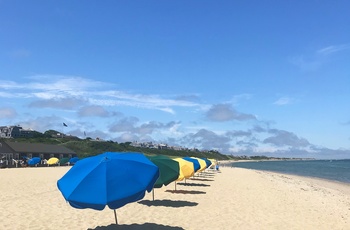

[131,141,190,151]
[0,140,77,168]
[0,125,35,138]
[130,141,142,148]
[158,143,168,149]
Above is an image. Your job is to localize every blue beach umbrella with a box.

[202,158,212,168]
[183,157,200,172]
[68,157,79,164]
[193,157,207,172]
[57,152,159,224]
[28,157,41,166]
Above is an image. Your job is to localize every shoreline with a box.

[1,166,349,229]
[247,168,350,195]
[234,166,350,189]
[220,159,350,186]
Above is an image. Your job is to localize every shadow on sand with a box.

[188,178,214,182]
[202,171,216,175]
[138,199,198,207]
[165,189,206,195]
[196,173,215,178]
[90,223,184,230]
[177,182,210,187]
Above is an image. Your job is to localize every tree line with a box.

[8,129,231,160]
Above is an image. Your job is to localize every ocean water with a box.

[230,159,350,184]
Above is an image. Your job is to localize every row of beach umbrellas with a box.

[27,156,80,166]
[56,152,217,224]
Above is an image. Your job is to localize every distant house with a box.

[0,141,77,167]
[0,125,35,138]
[157,143,168,149]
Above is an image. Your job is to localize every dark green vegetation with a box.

[4,130,231,160]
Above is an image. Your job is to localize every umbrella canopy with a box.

[193,157,207,172]
[173,158,195,181]
[57,152,159,211]
[209,159,217,169]
[147,155,179,188]
[59,157,70,165]
[47,157,59,165]
[69,157,79,164]
[202,158,212,168]
[28,157,41,166]
[183,157,200,172]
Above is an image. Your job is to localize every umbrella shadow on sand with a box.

[165,189,206,195]
[176,182,210,187]
[90,223,184,230]
[138,199,198,207]
[188,178,214,182]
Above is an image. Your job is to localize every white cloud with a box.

[78,105,111,117]
[0,108,17,119]
[317,44,350,56]
[0,75,204,114]
[2,75,348,159]
[20,115,64,132]
[96,90,202,110]
[29,98,85,110]
[0,80,26,90]
[181,129,232,151]
[290,43,350,71]
[273,97,293,106]
[229,94,253,105]
[206,103,256,122]
[264,129,310,148]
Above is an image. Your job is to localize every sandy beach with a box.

[0,166,349,230]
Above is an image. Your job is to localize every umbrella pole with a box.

[114,209,118,225]
[175,181,176,191]
[152,189,154,201]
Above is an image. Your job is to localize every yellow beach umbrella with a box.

[173,158,194,181]
[192,157,207,172]
[47,157,59,165]
[209,158,217,169]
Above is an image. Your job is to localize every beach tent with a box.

[57,152,159,224]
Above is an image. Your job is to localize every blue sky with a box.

[1,1,350,159]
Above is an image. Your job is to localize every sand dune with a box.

[0,166,349,229]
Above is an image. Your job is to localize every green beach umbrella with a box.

[147,155,180,200]
[59,157,70,165]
